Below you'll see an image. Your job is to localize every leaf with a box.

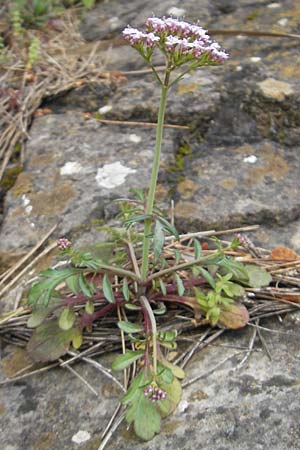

[159,279,167,296]
[111,350,144,371]
[28,268,80,306]
[173,249,181,265]
[117,321,143,334]
[122,370,146,405]
[27,320,75,362]
[193,238,202,259]
[153,220,165,262]
[218,303,249,329]
[158,366,174,384]
[103,274,115,303]
[85,301,94,314]
[72,328,83,349]
[175,274,185,296]
[153,302,167,315]
[122,277,130,301]
[78,273,95,298]
[125,303,142,311]
[160,360,185,380]
[244,265,272,288]
[156,376,182,418]
[124,214,152,228]
[157,216,179,240]
[65,274,80,294]
[58,307,75,330]
[82,0,95,8]
[271,246,298,261]
[27,306,51,328]
[126,392,161,441]
[219,258,249,282]
[199,267,216,289]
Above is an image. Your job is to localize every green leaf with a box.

[124,214,152,228]
[126,392,161,441]
[28,268,80,306]
[66,274,80,294]
[157,330,177,342]
[27,320,75,362]
[85,301,94,314]
[103,274,115,303]
[159,360,185,379]
[153,301,167,315]
[117,321,143,334]
[199,267,216,289]
[72,328,83,349]
[111,350,144,371]
[175,274,185,296]
[159,279,167,296]
[219,257,249,282]
[156,376,182,418]
[158,366,174,384]
[78,273,94,298]
[153,219,165,262]
[193,238,202,259]
[58,307,75,330]
[122,369,148,405]
[157,216,179,240]
[122,277,130,301]
[125,303,142,311]
[244,265,272,288]
[173,249,181,265]
[27,306,51,328]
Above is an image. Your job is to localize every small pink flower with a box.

[58,237,71,250]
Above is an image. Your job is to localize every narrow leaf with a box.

[118,321,143,334]
[122,277,130,301]
[175,274,185,296]
[103,274,115,303]
[153,220,165,262]
[159,279,167,296]
[193,238,202,259]
[199,267,216,289]
[79,273,94,298]
[112,350,144,371]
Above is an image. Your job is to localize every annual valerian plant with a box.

[26,17,271,441]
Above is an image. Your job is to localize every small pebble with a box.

[129,134,142,143]
[98,104,112,115]
[250,57,261,63]
[167,7,186,16]
[277,18,288,27]
[71,430,91,444]
[267,2,281,8]
[243,155,257,164]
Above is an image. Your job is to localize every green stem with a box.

[140,295,157,374]
[140,78,169,280]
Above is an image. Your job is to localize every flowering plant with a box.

[26,17,271,442]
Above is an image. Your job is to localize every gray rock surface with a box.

[1,314,300,450]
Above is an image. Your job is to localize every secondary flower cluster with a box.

[122,17,228,64]
[144,384,167,402]
[57,237,72,250]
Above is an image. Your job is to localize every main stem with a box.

[141,81,169,280]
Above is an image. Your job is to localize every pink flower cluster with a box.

[122,17,228,64]
[144,384,167,402]
[57,237,72,250]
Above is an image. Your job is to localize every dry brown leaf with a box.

[270,246,299,261]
